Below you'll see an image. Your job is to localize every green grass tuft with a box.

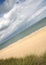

[0,53,46,65]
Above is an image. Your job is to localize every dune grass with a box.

[0,53,46,65]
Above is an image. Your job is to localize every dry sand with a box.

[0,26,46,59]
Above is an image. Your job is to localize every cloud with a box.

[0,0,46,44]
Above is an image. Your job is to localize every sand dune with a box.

[0,26,46,59]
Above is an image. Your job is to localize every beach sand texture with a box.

[0,26,46,59]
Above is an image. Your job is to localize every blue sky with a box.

[0,0,5,4]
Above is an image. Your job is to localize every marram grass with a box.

[0,53,46,65]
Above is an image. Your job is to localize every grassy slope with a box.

[0,53,46,65]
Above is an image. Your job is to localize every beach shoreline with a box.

[0,26,46,59]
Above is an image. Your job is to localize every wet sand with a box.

[0,26,46,59]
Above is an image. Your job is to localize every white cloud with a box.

[0,0,46,44]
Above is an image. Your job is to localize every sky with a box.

[0,0,5,4]
[0,0,46,44]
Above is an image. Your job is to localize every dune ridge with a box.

[0,26,46,59]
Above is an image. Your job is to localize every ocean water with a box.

[0,0,46,46]
[0,18,46,49]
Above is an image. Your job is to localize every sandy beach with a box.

[0,26,46,59]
